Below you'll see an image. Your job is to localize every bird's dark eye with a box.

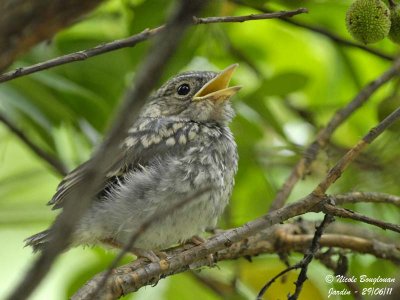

[177,83,191,96]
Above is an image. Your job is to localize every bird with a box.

[25,64,241,262]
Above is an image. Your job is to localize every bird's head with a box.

[143,64,241,124]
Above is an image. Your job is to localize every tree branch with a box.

[0,112,68,176]
[334,192,400,207]
[321,204,400,233]
[5,1,207,300]
[192,8,308,24]
[0,0,103,72]
[0,8,308,83]
[0,26,164,83]
[73,221,400,299]
[231,0,395,61]
[277,226,400,263]
[313,105,400,196]
[270,58,400,211]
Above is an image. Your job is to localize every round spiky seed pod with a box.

[389,4,400,43]
[346,0,391,44]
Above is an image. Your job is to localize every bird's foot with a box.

[131,248,167,263]
[101,238,166,263]
[189,235,215,267]
[191,235,206,245]
[130,248,169,287]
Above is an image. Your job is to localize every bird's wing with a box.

[48,119,195,210]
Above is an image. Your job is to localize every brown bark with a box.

[0,0,103,71]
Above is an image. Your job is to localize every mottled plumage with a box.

[25,64,241,259]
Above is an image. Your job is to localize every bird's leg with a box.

[101,238,164,263]
[191,235,206,245]
[154,250,168,259]
[130,247,163,263]
[101,237,123,249]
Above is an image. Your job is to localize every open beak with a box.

[193,64,242,102]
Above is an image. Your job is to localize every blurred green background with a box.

[1,0,399,299]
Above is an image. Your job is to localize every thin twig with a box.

[334,192,400,207]
[313,105,400,196]
[256,266,298,300]
[0,8,308,83]
[270,58,400,211]
[277,228,400,263]
[5,1,207,300]
[192,8,308,24]
[90,187,211,299]
[288,214,335,300]
[0,26,163,83]
[0,113,67,176]
[231,0,395,61]
[322,204,400,233]
[281,16,395,61]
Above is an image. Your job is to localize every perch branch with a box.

[0,112,68,176]
[0,8,308,83]
[73,221,400,299]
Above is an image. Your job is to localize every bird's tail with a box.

[24,229,50,252]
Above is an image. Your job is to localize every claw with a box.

[189,235,215,267]
[154,250,168,259]
[191,235,206,245]
[101,238,164,263]
[131,248,161,263]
